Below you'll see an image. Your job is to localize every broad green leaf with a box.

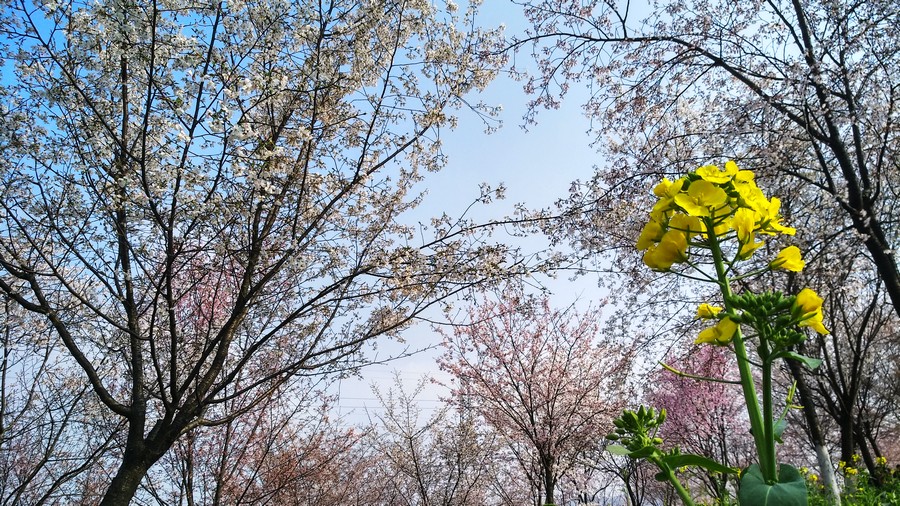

[607,444,656,459]
[628,446,656,459]
[607,445,630,456]
[661,454,738,475]
[782,352,822,370]
[774,418,787,444]
[738,464,807,506]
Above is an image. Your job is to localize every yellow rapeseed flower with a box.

[643,230,688,271]
[669,214,703,238]
[727,161,755,183]
[696,303,723,319]
[732,208,764,259]
[758,197,797,236]
[733,175,768,212]
[771,246,805,272]
[793,288,829,335]
[649,204,672,225]
[738,239,764,260]
[731,208,757,244]
[653,177,675,197]
[637,220,664,251]
[795,288,823,314]
[674,180,729,217]
[706,215,733,237]
[695,317,738,345]
[651,177,686,213]
[696,164,736,184]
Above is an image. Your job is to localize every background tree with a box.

[513,0,900,304]
[0,298,120,505]
[146,384,358,505]
[365,373,498,506]
[798,267,900,473]
[585,453,666,506]
[438,285,633,506]
[0,0,518,503]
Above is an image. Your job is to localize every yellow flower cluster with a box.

[800,467,821,484]
[838,459,859,476]
[637,161,797,270]
[638,162,831,344]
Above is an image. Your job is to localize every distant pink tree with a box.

[438,287,633,506]
[647,345,754,501]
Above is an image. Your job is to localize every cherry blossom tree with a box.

[365,373,499,506]
[647,345,754,502]
[586,453,666,506]
[143,383,359,505]
[438,286,633,506]
[797,269,900,476]
[0,0,521,502]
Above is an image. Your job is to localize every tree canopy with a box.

[0,0,517,502]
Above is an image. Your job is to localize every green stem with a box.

[705,220,774,482]
[655,460,695,506]
[761,348,777,481]
[732,329,774,480]
[670,473,695,506]
[659,361,742,384]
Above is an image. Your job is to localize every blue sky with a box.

[423,2,600,219]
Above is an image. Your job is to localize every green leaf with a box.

[782,352,822,370]
[738,464,808,506]
[628,446,656,459]
[607,445,630,456]
[661,454,738,475]
[608,444,657,459]
[774,418,787,444]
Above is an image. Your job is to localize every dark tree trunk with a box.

[839,409,856,464]
[100,456,153,505]
[854,422,882,486]
[99,439,170,506]
[541,455,555,506]
[787,357,840,504]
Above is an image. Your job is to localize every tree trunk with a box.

[99,443,167,506]
[542,457,555,506]
[813,445,840,505]
[854,422,882,486]
[839,411,855,465]
[787,358,840,505]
